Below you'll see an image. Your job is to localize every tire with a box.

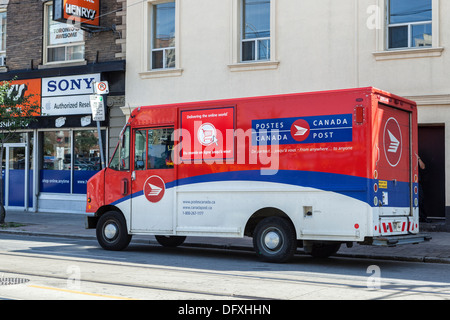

[253,217,297,263]
[155,235,186,247]
[96,211,132,251]
[307,242,341,258]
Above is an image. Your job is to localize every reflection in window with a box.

[152,2,175,69]
[241,0,270,61]
[388,0,432,49]
[43,131,71,171]
[74,130,102,171]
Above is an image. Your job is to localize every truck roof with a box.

[129,87,417,122]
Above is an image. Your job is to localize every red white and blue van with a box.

[86,87,430,262]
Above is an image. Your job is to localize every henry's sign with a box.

[41,74,101,116]
[53,0,100,27]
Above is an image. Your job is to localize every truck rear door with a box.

[375,103,412,219]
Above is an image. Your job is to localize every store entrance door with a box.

[1,143,32,209]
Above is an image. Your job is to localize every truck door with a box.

[130,126,175,232]
[105,126,132,214]
[376,103,411,216]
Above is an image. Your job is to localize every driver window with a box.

[134,129,147,170]
[109,126,130,171]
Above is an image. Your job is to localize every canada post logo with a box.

[144,176,165,203]
[252,114,353,145]
[383,117,402,167]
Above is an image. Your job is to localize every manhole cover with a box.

[0,277,30,286]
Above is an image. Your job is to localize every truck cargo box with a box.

[86,87,430,262]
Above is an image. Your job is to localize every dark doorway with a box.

[418,126,446,219]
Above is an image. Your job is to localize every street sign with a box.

[93,81,109,95]
[90,94,105,121]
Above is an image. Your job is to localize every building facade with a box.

[125,0,449,224]
[0,0,126,213]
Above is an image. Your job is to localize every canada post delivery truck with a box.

[86,87,430,262]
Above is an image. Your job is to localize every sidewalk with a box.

[1,210,450,264]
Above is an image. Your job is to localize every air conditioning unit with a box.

[0,56,5,66]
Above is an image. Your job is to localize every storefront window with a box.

[41,131,71,193]
[73,130,102,194]
[40,129,105,194]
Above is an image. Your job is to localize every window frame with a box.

[140,0,181,78]
[386,0,432,50]
[373,0,442,60]
[43,2,85,65]
[229,0,278,71]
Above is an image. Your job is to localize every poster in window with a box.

[180,107,235,161]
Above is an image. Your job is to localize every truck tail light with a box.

[355,106,364,124]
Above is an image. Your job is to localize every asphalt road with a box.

[0,233,449,302]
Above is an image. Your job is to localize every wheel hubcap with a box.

[104,223,118,240]
[264,230,281,250]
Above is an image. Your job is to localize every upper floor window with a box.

[44,3,85,64]
[151,1,175,69]
[0,10,6,66]
[241,0,270,61]
[388,0,432,49]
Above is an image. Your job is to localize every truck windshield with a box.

[109,126,130,171]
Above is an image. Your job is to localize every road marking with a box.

[28,284,136,300]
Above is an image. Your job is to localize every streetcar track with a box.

[0,267,270,300]
[0,251,275,300]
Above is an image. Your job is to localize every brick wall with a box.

[84,0,123,63]
[6,0,124,71]
[6,0,43,70]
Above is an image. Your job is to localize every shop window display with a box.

[40,130,105,194]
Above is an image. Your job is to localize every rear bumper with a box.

[369,234,432,247]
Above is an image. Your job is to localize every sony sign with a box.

[41,74,101,116]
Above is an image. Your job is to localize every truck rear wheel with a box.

[155,236,186,247]
[253,217,296,263]
[96,211,132,251]
[305,242,341,258]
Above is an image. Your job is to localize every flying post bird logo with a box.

[383,117,402,167]
[143,176,165,203]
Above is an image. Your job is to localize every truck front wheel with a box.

[253,217,297,263]
[96,211,132,251]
